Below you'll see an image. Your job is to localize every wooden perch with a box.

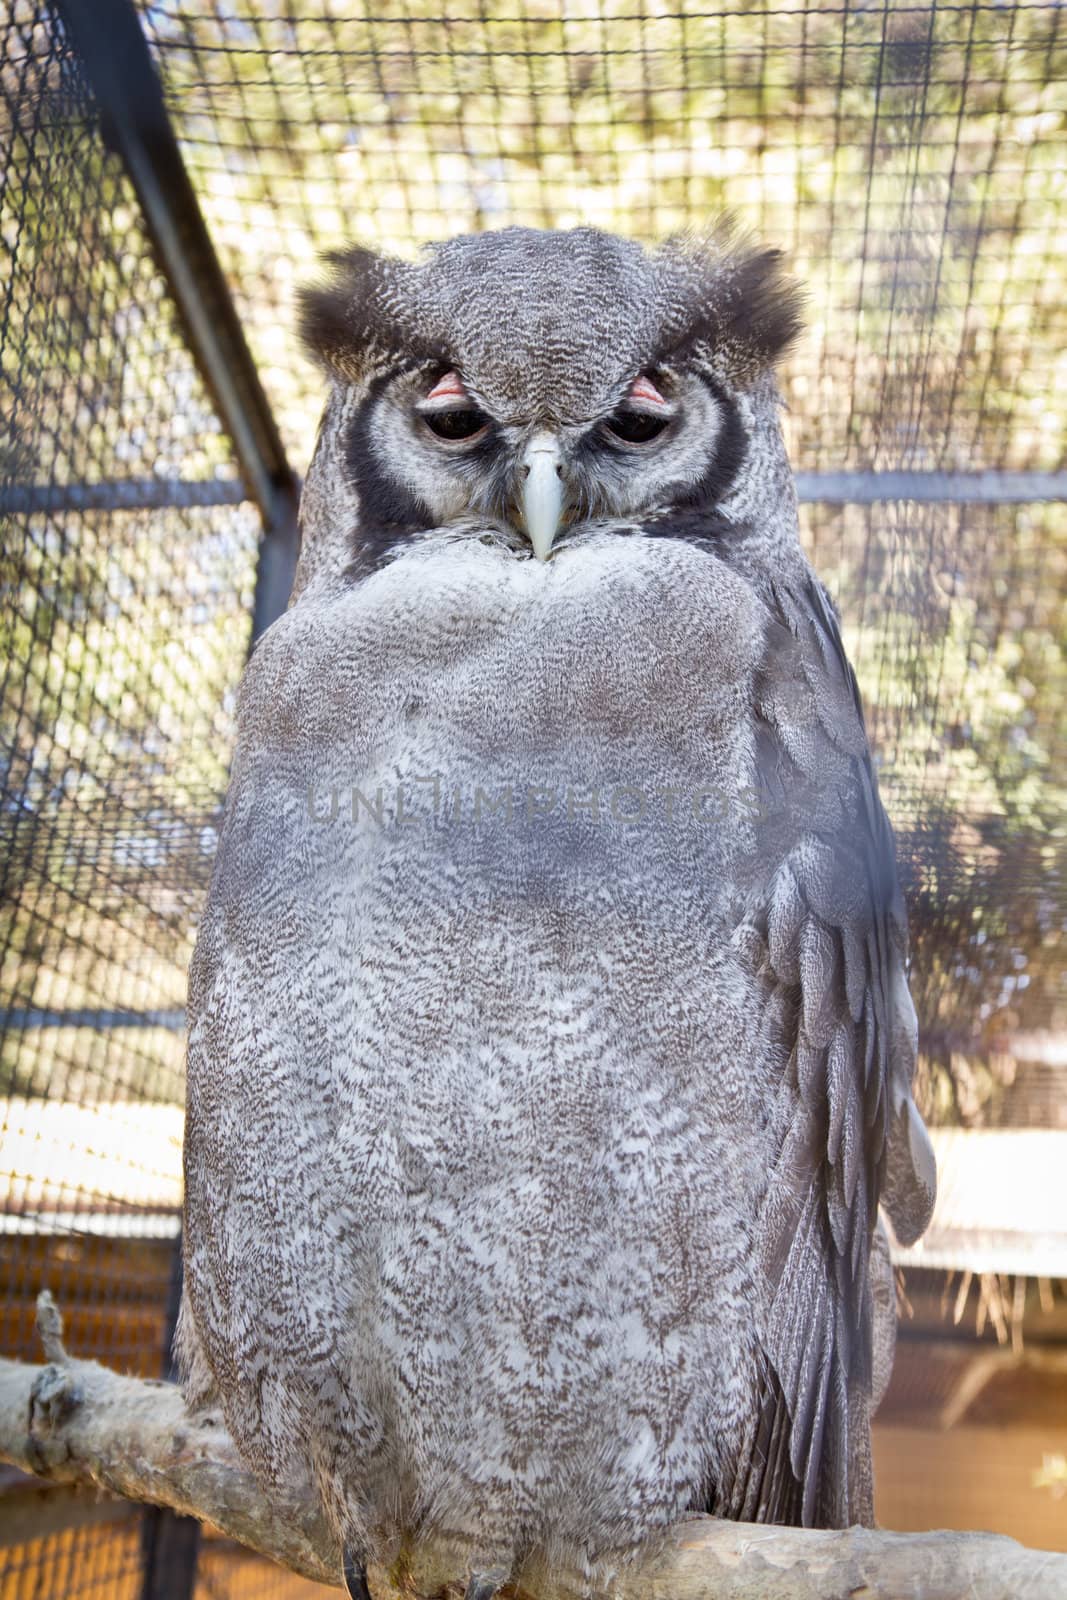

[2,1294,1065,1600]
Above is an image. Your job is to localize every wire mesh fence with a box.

[1,0,256,1257]
[0,2,275,1592]
[140,0,1067,480]
[2,1519,146,1600]
[135,0,1067,1121]
[1,0,1065,1589]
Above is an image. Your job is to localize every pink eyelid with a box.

[425,369,467,402]
[629,374,667,406]
[424,368,666,411]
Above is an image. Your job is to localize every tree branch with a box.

[2,1294,1065,1599]
[2,1293,333,1584]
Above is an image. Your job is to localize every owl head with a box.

[293,224,804,592]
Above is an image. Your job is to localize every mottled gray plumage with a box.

[179,224,936,1592]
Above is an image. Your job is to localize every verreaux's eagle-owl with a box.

[178,224,936,1598]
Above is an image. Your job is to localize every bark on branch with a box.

[1,1294,1065,1600]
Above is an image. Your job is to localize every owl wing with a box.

[728,574,936,1528]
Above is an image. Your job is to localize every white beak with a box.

[521,431,564,562]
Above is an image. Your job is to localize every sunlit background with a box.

[1,0,1065,1591]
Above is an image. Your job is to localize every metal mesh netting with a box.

[0,1,280,1592]
[0,1520,145,1599]
[799,497,1065,1122]
[0,1523,324,1599]
[0,0,1065,1589]
[1,0,256,1279]
[137,0,1067,1117]
[140,0,1067,478]
[193,1538,340,1599]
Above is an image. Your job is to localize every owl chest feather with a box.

[239,528,767,873]
[185,530,785,1551]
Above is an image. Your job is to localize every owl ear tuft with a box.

[716,244,806,376]
[660,227,806,386]
[297,246,442,383]
[297,247,385,380]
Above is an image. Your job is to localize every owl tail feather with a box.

[342,1550,372,1600]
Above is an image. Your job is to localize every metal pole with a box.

[3,1007,187,1030]
[137,1235,201,1600]
[0,479,250,515]
[7,467,1067,519]
[793,469,1067,504]
[52,0,300,640]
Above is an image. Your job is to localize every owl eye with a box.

[605,407,671,445]
[422,408,489,442]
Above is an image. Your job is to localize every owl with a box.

[178,224,936,1599]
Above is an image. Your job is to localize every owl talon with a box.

[465,1572,506,1600]
[342,1549,372,1600]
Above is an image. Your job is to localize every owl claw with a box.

[342,1549,372,1600]
[465,1573,506,1600]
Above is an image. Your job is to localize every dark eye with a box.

[423,409,489,442]
[605,408,670,445]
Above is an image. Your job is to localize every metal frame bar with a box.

[793,470,1067,504]
[4,1007,186,1030]
[5,469,1066,522]
[0,480,249,515]
[52,0,300,640]
[137,1236,201,1600]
